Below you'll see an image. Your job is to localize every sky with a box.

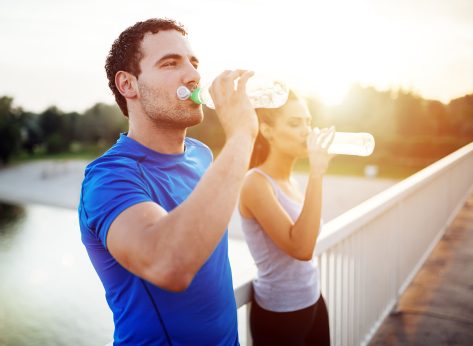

[1,0,472,113]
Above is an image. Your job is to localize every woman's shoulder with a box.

[240,169,279,218]
[241,169,275,202]
[243,168,270,187]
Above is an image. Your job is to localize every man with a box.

[78,18,258,345]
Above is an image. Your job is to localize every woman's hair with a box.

[249,90,300,168]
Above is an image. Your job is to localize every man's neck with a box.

[128,116,187,155]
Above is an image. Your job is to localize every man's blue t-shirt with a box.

[78,134,238,345]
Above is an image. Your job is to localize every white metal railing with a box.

[234,142,473,346]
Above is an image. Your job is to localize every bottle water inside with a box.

[176,76,289,109]
[328,132,375,156]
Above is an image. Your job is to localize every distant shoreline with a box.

[0,160,88,209]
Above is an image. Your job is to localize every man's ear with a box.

[115,71,138,99]
[260,123,272,141]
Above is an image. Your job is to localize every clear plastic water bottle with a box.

[328,132,375,156]
[176,76,289,109]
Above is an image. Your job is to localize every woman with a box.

[239,91,334,346]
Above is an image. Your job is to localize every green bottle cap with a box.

[190,88,203,105]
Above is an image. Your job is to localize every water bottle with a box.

[176,76,289,109]
[328,132,375,156]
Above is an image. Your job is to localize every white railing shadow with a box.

[234,142,473,346]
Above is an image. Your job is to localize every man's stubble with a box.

[138,81,203,130]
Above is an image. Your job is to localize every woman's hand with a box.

[307,126,335,177]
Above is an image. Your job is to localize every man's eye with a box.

[163,61,177,67]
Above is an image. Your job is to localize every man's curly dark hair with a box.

[105,18,187,117]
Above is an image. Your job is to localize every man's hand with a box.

[209,70,259,141]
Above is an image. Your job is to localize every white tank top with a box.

[240,168,321,312]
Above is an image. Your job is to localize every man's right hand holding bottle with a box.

[209,70,259,141]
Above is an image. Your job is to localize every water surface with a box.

[0,203,113,345]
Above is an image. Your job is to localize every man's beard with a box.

[138,82,203,129]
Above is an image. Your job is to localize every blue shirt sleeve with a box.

[81,159,152,248]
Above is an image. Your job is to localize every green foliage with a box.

[45,133,69,154]
[20,112,43,154]
[38,106,69,154]
[0,96,22,164]
[448,95,473,137]
[77,103,127,145]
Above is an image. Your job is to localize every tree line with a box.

[0,85,472,169]
[0,97,127,164]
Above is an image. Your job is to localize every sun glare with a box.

[314,82,351,106]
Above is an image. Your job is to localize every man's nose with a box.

[182,61,200,88]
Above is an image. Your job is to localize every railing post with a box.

[393,200,402,313]
[246,303,252,346]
